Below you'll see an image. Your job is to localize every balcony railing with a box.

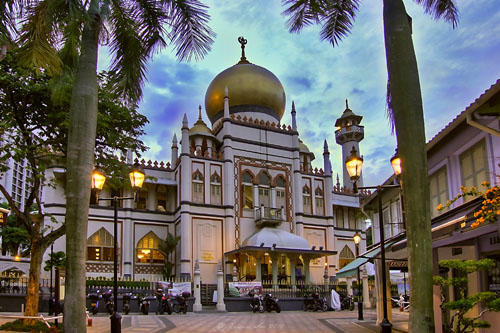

[254,206,284,227]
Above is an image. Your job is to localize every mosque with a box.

[39,38,369,285]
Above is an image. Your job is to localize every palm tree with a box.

[14,1,215,331]
[281,1,458,332]
[158,233,181,279]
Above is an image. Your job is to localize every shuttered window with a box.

[430,166,449,217]
[459,140,489,202]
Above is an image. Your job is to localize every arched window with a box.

[303,185,311,214]
[136,231,164,264]
[87,228,114,261]
[315,187,324,216]
[339,245,355,269]
[275,175,286,210]
[336,207,344,229]
[210,173,222,205]
[258,172,271,207]
[348,208,356,229]
[192,171,204,203]
[241,171,253,209]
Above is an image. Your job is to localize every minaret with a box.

[171,133,178,165]
[335,99,364,189]
[291,101,297,131]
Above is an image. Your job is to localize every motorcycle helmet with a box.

[182,291,191,298]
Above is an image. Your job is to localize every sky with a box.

[99,0,500,187]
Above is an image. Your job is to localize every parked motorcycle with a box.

[340,293,355,311]
[248,290,264,313]
[122,293,135,315]
[263,293,281,313]
[159,293,173,315]
[312,292,329,312]
[102,290,114,315]
[138,295,150,315]
[88,291,102,315]
[172,291,190,314]
[303,293,317,311]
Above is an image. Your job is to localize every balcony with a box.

[254,205,285,227]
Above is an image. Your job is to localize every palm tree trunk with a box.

[23,217,42,326]
[383,0,434,332]
[64,1,100,331]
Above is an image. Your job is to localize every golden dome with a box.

[204,62,286,124]
[189,107,213,135]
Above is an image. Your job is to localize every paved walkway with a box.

[0,309,409,332]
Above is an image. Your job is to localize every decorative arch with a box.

[272,174,286,187]
[314,187,323,196]
[302,185,311,194]
[136,231,164,264]
[241,169,256,184]
[339,245,355,269]
[87,227,114,261]
[256,170,271,186]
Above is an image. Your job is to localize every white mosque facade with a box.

[4,42,369,284]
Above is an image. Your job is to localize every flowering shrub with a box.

[437,179,500,228]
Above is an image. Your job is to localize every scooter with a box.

[172,291,190,314]
[102,290,114,315]
[303,293,317,311]
[312,292,328,312]
[263,293,281,313]
[340,294,355,311]
[159,293,173,315]
[248,290,264,313]
[138,295,150,315]
[122,293,135,315]
[88,291,102,315]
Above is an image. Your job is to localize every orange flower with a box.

[436,204,443,211]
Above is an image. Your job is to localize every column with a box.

[362,267,370,309]
[256,257,262,281]
[303,257,311,284]
[289,257,297,291]
[346,277,353,296]
[193,260,202,312]
[216,261,226,311]
[271,254,278,289]
[374,259,392,325]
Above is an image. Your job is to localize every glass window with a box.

[459,140,489,202]
[315,187,324,216]
[339,245,355,269]
[210,173,222,205]
[430,166,449,217]
[242,172,254,209]
[136,231,164,264]
[303,186,311,214]
[192,171,204,203]
[87,228,114,262]
[157,185,167,211]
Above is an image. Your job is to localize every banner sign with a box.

[169,282,191,296]
[228,281,262,296]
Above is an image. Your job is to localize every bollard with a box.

[88,317,93,326]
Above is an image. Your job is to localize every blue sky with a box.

[100,0,500,187]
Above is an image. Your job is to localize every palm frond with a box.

[0,0,30,44]
[108,0,149,102]
[414,0,459,28]
[165,0,215,62]
[319,0,360,46]
[17,0,63,75]
[281,0,324,34]
[134,0,168,55]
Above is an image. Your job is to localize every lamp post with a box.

[91,163,145,333]
[353,232,363,320]
[346,147,401,333]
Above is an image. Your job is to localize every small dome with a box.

[242,227,310,250]
[189,107,213,136]
[298,139,310,153]
[204,48,286,124]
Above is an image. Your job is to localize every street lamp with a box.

[346,149,401,333]
[91,162,145,333]
[353,232,363,320]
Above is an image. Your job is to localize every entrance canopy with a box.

[336,234,405,278]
